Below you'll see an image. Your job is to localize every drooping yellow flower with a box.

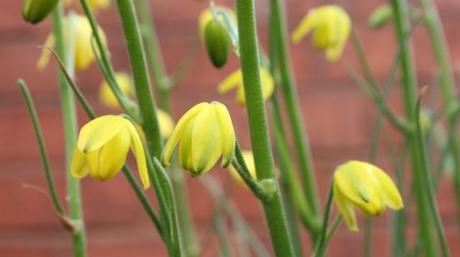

[228,150,257,186]
[198,6,236,41]
[161,102,235,176]
[292,5,351,62]
[333,161,404,231]
[218,67,274,105]
[37,13,107,71]
[71,115,150,189]
[99,72,134,109]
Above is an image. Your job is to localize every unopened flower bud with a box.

[205,19,231,68]
[23,0,59,24]
[368,4,393,29]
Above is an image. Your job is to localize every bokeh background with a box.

[2,0,460,256]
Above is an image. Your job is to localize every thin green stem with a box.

[18,79,64,215]
[80,0,137,117]
[312,184,334,257]
[235,0,296,256]
[115,0,163,157]
[269,0,319,215]
[391,0,436,256]
[415,94,451,257]
[52,6,86,257]
[419,0,460,226]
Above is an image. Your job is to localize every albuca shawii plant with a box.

[17,0,457,257]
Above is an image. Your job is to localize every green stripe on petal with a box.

[161,102,208,166]
[214,102,235,167]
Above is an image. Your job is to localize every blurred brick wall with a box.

[1,0,460,256]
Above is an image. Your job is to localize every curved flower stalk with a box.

[333,161,404,231]
[218,67,274,105]
[71,115,150,189]
[161,102,235,176]
[198,6,236,40]
[228,150,257,185]
[292,5,351,62]
[37,13,107,71]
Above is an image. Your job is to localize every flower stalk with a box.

[235,0,296,256]
[269,0,320,216]
[51,5,86,257]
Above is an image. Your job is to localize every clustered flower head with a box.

[333,160,404,231]
[71,115,150,189]
[161,102,235,176]
[292,5,351,62]
[37,13,107,71]
[218,67,274,105]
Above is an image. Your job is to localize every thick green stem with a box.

[391,0,436,256]
[134,0,171,111]
[419,0,460,225]
[269,0,319,215]
[235,0,296,256]
[115,0,162,157]
[52,6,86,257]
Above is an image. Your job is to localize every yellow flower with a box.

[161,102,235,176]
[99,72,134,109]
[22,0,59,24]
[37,13,107,71]
[228,150,257,186]
[157,110,174,139]
[71,115,150,189]
[218,68,274,105]
[198,6,236,41]
[333,161,404,231]
[291,5,351,62]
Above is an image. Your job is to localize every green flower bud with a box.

[23,0,60,24]
[204,19,230,68]
[368,4,393,29]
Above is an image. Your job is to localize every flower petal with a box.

[291,11,317,44]
[191,104,222,174]
[214,102,235,167]
[77,115,125,153]
[161,102,208,166]
[87,130,130,181]
[37,34,55,70]
[125,120,150,189]
[71,147,89,179]
[217,69,243,94]
[333,181,359,231]
[373,167,404,210]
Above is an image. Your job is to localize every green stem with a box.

[391,0,436,256]
[115,0,163,157]
[134,2,199,255]
[415,95,451,257]
[235,0,296,256]
[312,184,334,257]
[419,0,460,226]
[52,6,86,257]
[271,97,320,234]
[134,0,170,111]
[18,80,64,215]
[80,0,137,117]
[269,0,319,215]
